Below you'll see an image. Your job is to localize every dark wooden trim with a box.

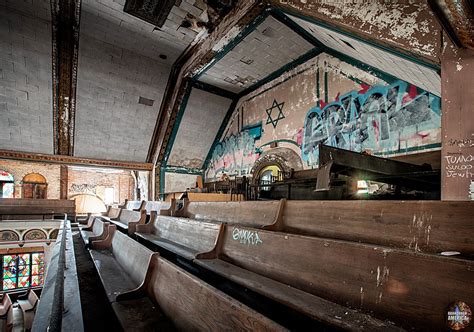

[0,149,153,171]
[51,0,82,156]
[60,165,68,199]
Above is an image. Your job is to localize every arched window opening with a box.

[0,170,14,198]
[22,173,48,199]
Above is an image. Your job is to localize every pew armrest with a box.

[90,225,116,250]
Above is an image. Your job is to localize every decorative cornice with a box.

[0,150,153,171]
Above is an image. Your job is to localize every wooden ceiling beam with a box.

[0,149,153,171]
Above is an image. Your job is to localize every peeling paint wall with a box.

[205,52,442,181]
[275,0,442,63]
[164,172,198,193]
[441,36,474,201]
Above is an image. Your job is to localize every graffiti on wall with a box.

[302,81,441,166]
[206,129,261,181]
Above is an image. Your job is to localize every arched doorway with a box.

[22,173,47,199]
[0,170,14,198]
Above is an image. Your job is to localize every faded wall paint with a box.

[164,172,198,193]
[274,0,442,63]
[205,52,441,181]
[441,37,474,201]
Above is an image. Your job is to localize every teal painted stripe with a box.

[203,98,239,171]
[164,165,204,175]
[258,139,299,149]
[278,8,440,72]
[324,71,328,103]
[316,67,320,101]
[162,83,193,165]
[159,165,165,199]
[373,143,442,157]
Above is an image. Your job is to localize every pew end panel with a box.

[135,211,157,234]
[89,224,116,250]
[127,209,147,235]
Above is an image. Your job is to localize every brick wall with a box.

[0,1,53,154]
[0,159,61,199]
[67,167,135,205]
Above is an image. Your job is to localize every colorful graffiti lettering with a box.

[302,81,441,166]
[206,129,260,181]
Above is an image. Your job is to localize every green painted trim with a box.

[192,7,273,80]
[278,8,440,72]
[163,83,193,165]
[316,67,320,101]
[242,121,262,131]
[324,71,328,103]
[258,139,300,149]
[192,80,238,99]
[236,47,323,99]
[203,98,239,170]
[164,165,204,175]
[159,165,165,199]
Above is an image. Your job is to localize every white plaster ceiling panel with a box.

[80,0,202,62]
[287,14,441,96]
[198,16,314,93]
[74,34,170,162]
[167,88,233,168]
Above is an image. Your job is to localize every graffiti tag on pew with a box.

[232,227,263,246]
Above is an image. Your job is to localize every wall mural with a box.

[23,229,47,241]
[0,230,19,242]
[206,129,261,181]
[302,81,441,167]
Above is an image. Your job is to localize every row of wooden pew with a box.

[80,199,474,330]
[0,290,39,332]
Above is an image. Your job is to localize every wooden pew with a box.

[177,199,284,228]
[101,206,121,219]
[89,226,170,330]
[104,209,146,235]
[80,218,110,247]
[143,200,174,216]
[141,255,284,331]
[0,294,12,332]
[134,212,222,260]
[90,227,282,330]
[119,200,145,211]
[7,305,23,332]
[279,200,474,255]
[17,290,39,330]
[195,224,473,330]
[0,198,75,220]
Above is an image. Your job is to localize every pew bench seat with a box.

[17,290,38,330]
[134,214,222,261]
[194,258,399,331]
[135,233,200,261]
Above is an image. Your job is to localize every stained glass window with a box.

[1,252,45,291]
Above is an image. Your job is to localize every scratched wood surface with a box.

[203,225,474,329]
[185,201,280,227]
[137,216,221,258]
[145,255,285,331]
[282,200,474,255]
[0,198,75,218]
[143,201,171,214]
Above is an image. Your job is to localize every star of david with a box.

[265,99,285,128]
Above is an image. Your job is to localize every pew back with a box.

[145,255,284,331]
[214,225,474,329]
[150,216,221,253]
[126,200,144,211]
[144,201,171,214]
[111,231,152,286]
[282,200,474,254]
[185,200,280,227]
[0,198,75,220]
